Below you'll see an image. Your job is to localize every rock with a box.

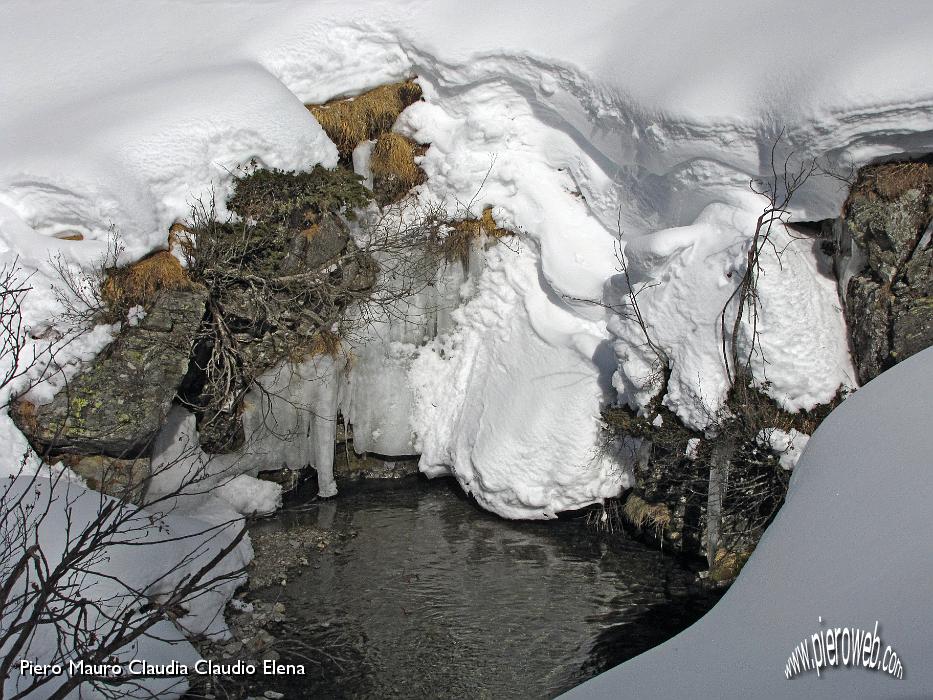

[844,275,891,381]
[63,454,150,503]
[257,467,301,493]
[286,213,350,272]
[334,452,420,480]
[14,286,208,457]
[245,629,276,654]
[708,547,752,583]
[334,422,420,480]
[836,161,933,383]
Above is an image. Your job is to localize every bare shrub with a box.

[0,260,256,699]
[49,228,124,328]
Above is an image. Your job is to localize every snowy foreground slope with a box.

[566,346,933,699]
[1,1,933,518]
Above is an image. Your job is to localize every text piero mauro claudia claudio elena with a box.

[18,658,305,677]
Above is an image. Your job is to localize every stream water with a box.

[240,477,722,699]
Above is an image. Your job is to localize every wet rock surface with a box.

[333,421,420,481]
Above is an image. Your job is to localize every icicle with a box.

[309,356,340,497]
[244,355,343,496]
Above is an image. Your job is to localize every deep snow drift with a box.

[3,0,931,520]
[566,346,933,699]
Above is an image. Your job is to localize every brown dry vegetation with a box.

[101,250,192,314]
[286,328,346,364]
[306,79,423,159]
[52,231,85,241]
[439,207,514,265]
[370,132,427,202]
[622,493,672,535]
[848,161,933,204]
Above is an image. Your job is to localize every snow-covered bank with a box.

[564,346,933,699]
[2,476,251,699]
[2,1,933,518]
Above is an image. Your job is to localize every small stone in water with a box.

[264,692,285,700]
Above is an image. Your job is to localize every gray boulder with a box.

[835,162,933,384]
[15,286,208,457]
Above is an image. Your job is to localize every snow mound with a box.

[565,347,933,699]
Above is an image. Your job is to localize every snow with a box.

[411,245,626,518]
[1,0,929,520]
[149,406,283,519]
[684,438,701,461]
[1,2,932,691]
[609,209,856,429]
[2,475,251,699]
[758,427,811,470]
[566,346,933,699]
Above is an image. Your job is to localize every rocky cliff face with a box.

[831,161,933,384]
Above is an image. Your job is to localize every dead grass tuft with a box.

[439,207,514,265]
[371,132,426,196]
[308,328,344,358]
[285,328,345,364]
[101,250,192,313]
[307,80,423,159]
[850,161,933,203]
[53,231,84,241]
[10,399,38,436]
[622,493,672,535]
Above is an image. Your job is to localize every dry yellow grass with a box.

[306,79,422,158]
[53,230,85,241]
[286,328,345,364]
[101,250,192,311]
[301,222,322,240]
[371,132,426,193]
[622,494,672,535]
[309,329,344,358]
[440,207,514,264]
[10,399,38,435]
[851,161,933,202]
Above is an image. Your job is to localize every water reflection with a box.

[250,478,720,699]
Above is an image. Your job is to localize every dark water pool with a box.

[244,478,722,699]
